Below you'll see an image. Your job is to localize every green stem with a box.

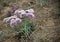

[24,19,28,36]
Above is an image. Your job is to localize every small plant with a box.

[3,8,35,40]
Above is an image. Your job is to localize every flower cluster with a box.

[10,18,22,27]
[3,15,17,23]
[10,8,35,19]
[3,15,22,27]
[3,8,35,27]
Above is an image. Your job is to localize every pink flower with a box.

[25,9,35,19]
[26,13,35,19]
[15,18,22,23]
[19,10,26,18]
[10,18,22,27]
[14,10,26,18]
[10,19,15,27]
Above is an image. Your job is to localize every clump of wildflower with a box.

[3,8,35,27]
